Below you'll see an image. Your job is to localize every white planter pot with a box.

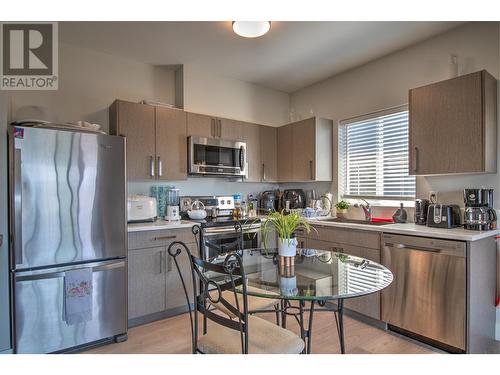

[278,237,298,257]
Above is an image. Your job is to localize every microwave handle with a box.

[239,146,245,172]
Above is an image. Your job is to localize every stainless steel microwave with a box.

[188,136,247,177]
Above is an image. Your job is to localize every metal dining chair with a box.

[167,241,304,354]
[191,224,281,325]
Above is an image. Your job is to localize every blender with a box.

[165,188,181,222]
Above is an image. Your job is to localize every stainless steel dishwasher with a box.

[381,234,466,352]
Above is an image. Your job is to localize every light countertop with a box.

[309,219,500,242]
[128,216,499,241]
[128,220,196,232]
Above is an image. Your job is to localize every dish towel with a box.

[64,268,93,325]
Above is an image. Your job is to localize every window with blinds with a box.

[339,107,415,200]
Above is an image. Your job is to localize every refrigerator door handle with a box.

[14,148,23,266]
[15,259,126,281]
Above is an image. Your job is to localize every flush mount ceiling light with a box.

[232,21,271,38]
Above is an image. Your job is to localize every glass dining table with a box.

[208,248,393,354]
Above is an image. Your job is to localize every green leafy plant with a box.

[261,211,312,247]
[335,200,350,210]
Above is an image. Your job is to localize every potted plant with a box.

[335,200,350,217]
[262,211,312,257]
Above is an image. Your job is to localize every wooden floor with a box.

[84,308,439,354]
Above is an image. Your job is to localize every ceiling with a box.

[60,21,463,93]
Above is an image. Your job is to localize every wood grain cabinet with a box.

[259,125,278,182]
[186,112,243,140]
[110,100,187,181]
[303,225,382,320]
[127,228,198,325]
[409,70,497,175]
[109,100,155,181]
[277,117,333,182]
[128,246,166,319]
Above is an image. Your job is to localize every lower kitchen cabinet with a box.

[166,244,196,310]
[304,225,382,320]
[128,246,166,319]
[127,228,198,326]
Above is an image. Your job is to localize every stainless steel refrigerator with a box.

[9,124,127,353]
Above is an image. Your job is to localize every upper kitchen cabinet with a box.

[278,117,333,182]
[259,125,278,182]
[155,107,188,180]
[409,70,497,175]
[110,100,187,181]
[109,100,155,181]
[186,112,242,140]
[186,112,215,138]
[277,124,294,182]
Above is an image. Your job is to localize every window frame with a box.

[338,105,415,202]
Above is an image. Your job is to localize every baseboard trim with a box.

[128,305,191,328]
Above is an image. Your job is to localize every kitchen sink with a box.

[323,217,394,226]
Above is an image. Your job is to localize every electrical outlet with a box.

[429,191,438,203]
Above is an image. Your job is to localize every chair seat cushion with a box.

[198,315,304,354]
[209,286,279,318]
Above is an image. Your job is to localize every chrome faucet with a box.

[354,199,372,221]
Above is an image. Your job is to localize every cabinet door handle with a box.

[211,118,215,137]
[218,120,222,138]
[159,251,164,274]
[413,146,419,173]
[167,253,172,272]
[150,155,155,178]
[153,235,177,241]
[309,160,314,180]
[157,156,163,177]
[262,163,266,181]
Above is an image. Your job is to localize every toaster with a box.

[127,195,157,223]
[426,204,461,228]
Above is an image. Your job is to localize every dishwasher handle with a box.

[385,242,441,253]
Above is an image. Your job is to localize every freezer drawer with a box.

[381,234,466,351]
[14,259,126,353]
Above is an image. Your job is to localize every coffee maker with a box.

[414,198,430,225]
[463,188,497,231]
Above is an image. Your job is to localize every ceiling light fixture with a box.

[232,21,271,38]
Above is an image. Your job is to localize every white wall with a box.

[290,22,500,210]
[182,64,290,127]
[6,42,177,131]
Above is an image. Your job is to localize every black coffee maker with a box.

[414,199,430,225]
[463,188,497,230]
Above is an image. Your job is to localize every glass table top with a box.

[207,248,393,301]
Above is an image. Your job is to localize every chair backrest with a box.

[192,223,244,260]
[167,240,250,354]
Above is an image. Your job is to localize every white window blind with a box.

[339,107,415,200]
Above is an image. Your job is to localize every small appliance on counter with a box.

[414,198,430,225]
[426,204,461,228]
[259,190,280,213]
[127,195,157,223]
[463,188,497,231]
[282,189,306,210]
[165,188,181,222]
